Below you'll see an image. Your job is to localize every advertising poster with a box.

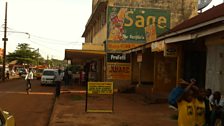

[107,63,131,80]
[107,6,170,42]
[88,82,113,95]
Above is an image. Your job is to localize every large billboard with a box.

[107,6,170,43]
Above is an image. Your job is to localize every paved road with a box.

[0,79,55,126]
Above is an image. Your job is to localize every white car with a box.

[41,69,58,85]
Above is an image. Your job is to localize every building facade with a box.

[129,3,224,96]
[66,0,198,92]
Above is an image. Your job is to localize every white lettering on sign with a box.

[110,54,126,61]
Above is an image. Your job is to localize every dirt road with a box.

[0,79,55,126]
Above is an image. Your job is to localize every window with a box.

[43,71,55,76]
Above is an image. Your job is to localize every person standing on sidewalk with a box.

[55,69,63,97]
[25,68,33,94]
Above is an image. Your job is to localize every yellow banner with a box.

[88,82,113,95]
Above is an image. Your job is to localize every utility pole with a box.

[2,2,8,81]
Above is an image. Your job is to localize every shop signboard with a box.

[164,44,177,57]
[88,82,113,95]
[107,42,141,51]
[107,63,131,80]
[107,6,170,43]
[107,53,130,63]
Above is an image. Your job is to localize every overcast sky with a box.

[0,0,223,60]
[0,0,92,60]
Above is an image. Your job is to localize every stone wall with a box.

[92,0,99,11]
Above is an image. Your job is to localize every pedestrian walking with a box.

[55,69,63,97]
[25,68,33,94]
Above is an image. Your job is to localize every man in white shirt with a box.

[25,68,33,93]
[55,69,63,97]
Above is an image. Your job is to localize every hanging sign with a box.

[164,44,177,57]
[151,40,165,52]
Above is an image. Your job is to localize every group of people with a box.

[169,79,224,126]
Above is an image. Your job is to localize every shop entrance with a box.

[182,41,206,88]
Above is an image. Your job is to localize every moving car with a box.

[0,108,15,126]
[41,69,57,85]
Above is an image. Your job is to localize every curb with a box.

[0,77,21,83]
[47,95,57,126]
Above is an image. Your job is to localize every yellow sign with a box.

[88,82,113,95]
[107,43,142,51]
[107,63,131,80]
[151,40,165,52]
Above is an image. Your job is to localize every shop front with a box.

[64,49,105,85]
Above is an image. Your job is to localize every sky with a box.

[0,0,92,60]
[0,0,223,60]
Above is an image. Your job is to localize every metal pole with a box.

[2,2,8,81]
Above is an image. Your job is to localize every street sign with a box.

[86,82,114,113]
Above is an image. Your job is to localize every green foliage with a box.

[6,43,43,65]
[46,58,64,68]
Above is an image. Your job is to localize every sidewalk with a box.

[0,74,20,83]
[48,85,177,126]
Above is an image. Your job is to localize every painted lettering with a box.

[110,54,126,61]
[135,15,144,27]
[146,16,156,26]
[124,11,134,27]
[110,66,130,73]
[158,16,167,29]
[124,10,168,29]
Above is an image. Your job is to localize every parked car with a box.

[0,108,15,126]
[35,68,44,80]
[41,69,57,85]
[17,68,27,78]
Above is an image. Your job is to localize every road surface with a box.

[0,78,55,126]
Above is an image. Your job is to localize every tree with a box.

[7,43,43,66]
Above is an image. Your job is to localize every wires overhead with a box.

[0,27,83,59]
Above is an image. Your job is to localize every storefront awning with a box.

[65,49,105,64]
